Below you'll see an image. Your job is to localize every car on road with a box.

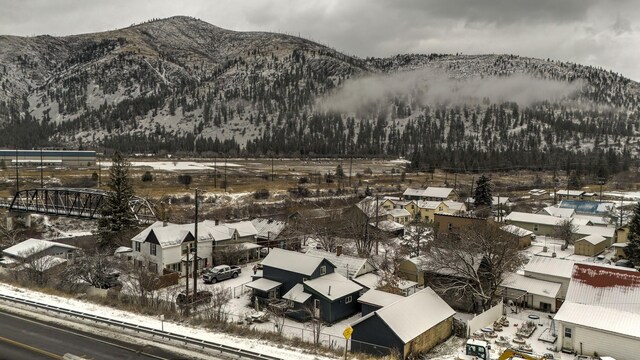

[202,265,241,284]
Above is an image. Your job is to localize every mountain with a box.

[0,16,638,176]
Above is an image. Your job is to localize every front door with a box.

[313,299,320,319]
[563,326,573,351]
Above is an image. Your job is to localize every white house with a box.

[499,273,562,312]
[523,256,577,299]
[555,263,640,359]
[2,238,78,264]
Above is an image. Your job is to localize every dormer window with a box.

[320,266,327,275]
[134,242,141,252]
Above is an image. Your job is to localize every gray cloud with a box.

[0,0,638,80]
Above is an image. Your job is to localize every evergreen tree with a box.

[474,175,493,208]
[623,202,640,266]
[98,151,137,249]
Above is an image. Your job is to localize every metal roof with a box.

[504,212,568,226]
[524,256,576,279]
[250,218,286,240]
[501,273,561,298]
[500,224,534,237]
[304,272,363,301]
[305,249,374,279]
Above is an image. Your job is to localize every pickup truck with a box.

[202,265,241,284]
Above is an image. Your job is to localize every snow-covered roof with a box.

[403,188,426,197]
[541,206,575,218]
[501,273,561,298]
[224,221,257,238]
[304,272,363,301]
[114,246,133,254]
[261,248,332,276]
[524,256,576,279]
[351,287,455,343]
[305,249,374,279]
[16,255,67,272]
[250,218,286,240]
[611,242,628,248]
[356,197,389,216]
[576,234,607,245]
[397,279,418,290]
[574,225,615,239]
[424,187,453,199]
[443,200,465,212]
[555,263,640,339]
[245,278,282,292]
[500,224,534,237]
[351,272,381,290]
[238,242,261,250]
[416,200,444,210]
[504,212,567,226]
[371,220,405,232]
[492,196,510,205]
[572,214,610,226]
[556,190,585,196]
[131,221,174,243]
[149,227,193,248]
[357,289,403,308]
[3,239,78,259]
[559,200,614,215]
[282,284,312,304]
[388,208,411,218]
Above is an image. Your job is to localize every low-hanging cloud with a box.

[318,70,584,113]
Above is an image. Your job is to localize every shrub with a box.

[253,189,270,200]
[141,171,153,182]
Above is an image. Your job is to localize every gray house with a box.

[2,238,78,264]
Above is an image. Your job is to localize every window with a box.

[533,224,539,232]
[564,327,572,339]
[448,223,453,231]
[345,296,352,304]
[150,243,157,256]
[149,262,158,273]
[439,206,443,211]
[134,242,141,252]
[320,266,327,275]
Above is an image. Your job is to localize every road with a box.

[0,309,185,360]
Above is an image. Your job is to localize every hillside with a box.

[0,16,639,177]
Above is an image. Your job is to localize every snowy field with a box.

[102,160,242,171]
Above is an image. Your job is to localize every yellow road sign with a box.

[343,325,353,339]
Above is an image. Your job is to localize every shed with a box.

[500,224,534,249]
[351,287,455,359]
[499,273,562,312]
[574,234,607,256]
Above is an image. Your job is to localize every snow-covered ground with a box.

[0,280,338,360]
[101,160,242,171]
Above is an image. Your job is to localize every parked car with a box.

[202,265,241,284]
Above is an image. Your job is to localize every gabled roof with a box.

[524,256,576,279]
[351,287,455,343]
[351,272,381,290]
[500,224,533,237]
[261,248,333,276]
[504,212,567,226]
[403,188,427,197]
[251,218,286,240]
[388,208,411,217]
[416,200,444,210]
[357,289,403,308]
[556,190,585,196]
[371,220,405,232]
[443,200,466,212]
[3,239,78,259]
[292,208,329,220]
[555,263,640,339]
[305,249,375,279]
[576,234,607,245]
[148,227,193,248]
[245,278,282,292]
[541,206,575,218]
[559,200,614,215]
[356,197,388,217]
[304,272,363,301]
[501,273,561,298]
[131,221,172,243]
[574,225,615,239]
[424,187,453,199]
[224,221,258,238]
[282,283,312,303]
[565,263,640,313]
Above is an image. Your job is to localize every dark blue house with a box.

[254,248,363,323]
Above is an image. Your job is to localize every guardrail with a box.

[0,293,283,360]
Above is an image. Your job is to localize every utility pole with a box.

[14,147,19,194]
[349,157,353,187]
[375,195,379,255]
[214,155,217,188]
[193,188,199,308]
[98,152,101,187]
[454,173,457,193]
[271,156,274,182]
[40,149,43,188]
[184,255,190,316]
[224,157,227,192]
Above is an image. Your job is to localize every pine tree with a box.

[98,151,137,249]
[474,175,493,208]
[623,202,640,266]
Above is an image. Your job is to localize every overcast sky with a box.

[2,0,638,81]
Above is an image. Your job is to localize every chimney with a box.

[328,286,331,296]
[163,220,167,227]
[336,245,343,257]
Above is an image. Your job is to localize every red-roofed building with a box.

[554,263,640,359]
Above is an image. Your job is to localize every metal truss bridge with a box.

[0,188,156,223]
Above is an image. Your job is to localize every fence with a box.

[467,302,504,337]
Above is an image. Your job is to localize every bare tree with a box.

[302,305,325,345]
[343,197,387,256]
[13,246,65,287]
[62,249,124,289]
[213,243,246,265]
[201,286,232,323]
[0,222,21,249]
[423,224,527,310]
[121,254,160,307]
[554,219,577,250]
[267,301,288,335]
